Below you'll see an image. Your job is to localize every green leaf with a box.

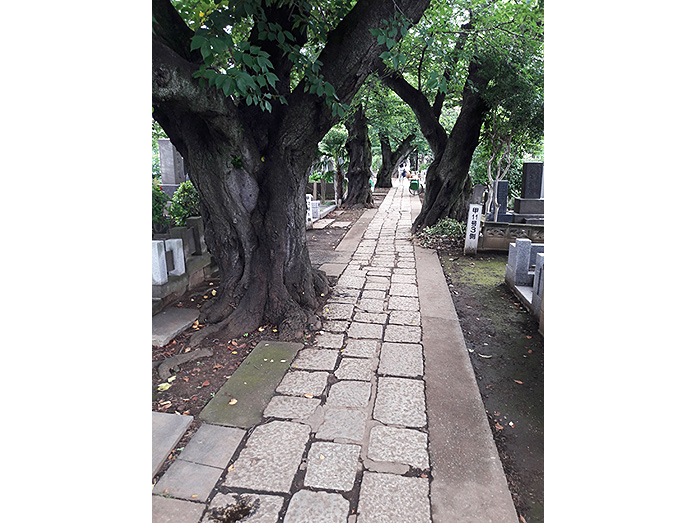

[191,35,207,50]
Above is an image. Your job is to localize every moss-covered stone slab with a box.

[199,341,304,428]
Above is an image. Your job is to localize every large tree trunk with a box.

[375,132,415,188]
[152,0,430,340]
[343,104,374,208]
[380,60,488,232]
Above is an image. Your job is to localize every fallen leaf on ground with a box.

[167,376,176,383]
[304,393,314,399]
[513,379,523,384]
[495,422,504,430]
[477,353,493,359]
[213,364,224,369]
[201,380,210,387]
[211,290,216,296]
[157,383,171,391]
[228,398,238,405]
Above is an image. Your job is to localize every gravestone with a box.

[472,184,486,205]
[158,139,187,197]
[512,162,544,224]
[486,180,513,222]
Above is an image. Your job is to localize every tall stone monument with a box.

[486,180,514,222]
[158,139,187,197]
[512,162,544,224]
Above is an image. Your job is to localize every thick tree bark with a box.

[152,0,430,339]
[343,104,373,207]
[375,132,415,188]
[380,61,488,232]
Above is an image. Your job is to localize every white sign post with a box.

[464,203,482,255]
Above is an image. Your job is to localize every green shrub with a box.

[152,180,170,232]
[169,181,200,226]
[416,217,465,249]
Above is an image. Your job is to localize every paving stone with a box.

[361,289,387,300]
[199,341,303,429]
[372,259,396,268]
[153,459,223,501]
[387,296,420,311]
[373,377,427,428]
[352,312,387,324]
[177,424,245,469]
[335,357,376,381]
[152,412,193,478]
[326,380,373,408]
[337,276,365,289]
[284,490,350,523]
[328,288,361,303]
[152,495,205,523]
[305,441,361,491]
[388,310,421,326]
[365,267,392,277]
[384,324,422,343]
[276,371,329,397]
[390,274,416,285]
[202,492,284,523]
[224,421,310,493]
[367,425,429,469]
[356,472,431,523]
[378,342,423,377]
[363,281,389,292]
[332,221,352,228]
[348,322,384,339]
[342,338,380,358]
[393,268,416,275]
[322,320,350,333]
[322,302,355,320]
[314,332,345,349]
[389,283,418,297]
[293,348,340,370]
[152,307,200,347]
[315,407,368,443]
[263,395,321,420]
[396,261,416,269]
[356,298,385,313]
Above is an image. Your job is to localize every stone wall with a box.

[478,222,544,252]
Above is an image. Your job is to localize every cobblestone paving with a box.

[153,186,432,522]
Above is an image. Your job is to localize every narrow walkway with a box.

[152,184,517,522]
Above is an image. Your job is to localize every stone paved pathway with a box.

[152,184,517,522]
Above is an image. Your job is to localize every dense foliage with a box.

[169,180,201,226]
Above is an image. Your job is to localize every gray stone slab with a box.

[356,298,385,313]
[322,320,350,333]
[152,495,205,523]
[276,370,329,397]
[337,276,365,289]
[152,308,200,347]
[202,493,284,523]
[293,348,340,371]
[365,267,392,277]
[316,407,369,443]
[319,263,348,278]
[373,377,426,428]
[335,357,376,381]
[389,283,418,297]
[393,268,416,275]
[348,322,384,339]
[224,421,310,493]
[361,289,387,300]
[343,338,380,358]
[326,380,373,408]
[367,425,429,469]
[152,459,223,501]
[314,332,345,349]
[390,274,416,285]
[322,302,355,320]
[263,395,321,420]
[199,341,303,428]
[388,310,421,326]
[329,288,361,303]
[387,296,420,311]
[384,324,422,343]
[352,312,387,324]
[152,412,193,478]
[378,342,423,377]
[357,472,430,523]
[305,441,362,491]
[177,423,245,469]
[285,490,351,523]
